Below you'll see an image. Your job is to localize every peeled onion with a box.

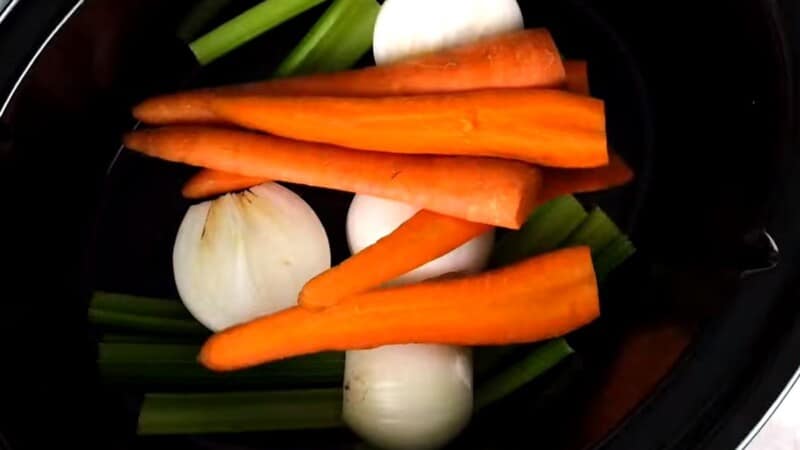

[344,3,518,443]
[342,194,494,450]
[372,0,524,65]
[346,194,495,285]
[172,183,330,331]
[343,345,473,450]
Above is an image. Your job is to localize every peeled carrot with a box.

[299,210,491,309]
[564,60,590,95]
[123,126,541,229]
[540,153,634,202]
[180,59,599,199]
[207,89,607,167]
[181,169,269,198]
[200,246,599,371]
[133,29,566,125]
[297,154,632,309]
[182,153,632,200]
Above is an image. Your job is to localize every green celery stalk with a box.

[89,309,209,336]
[491,196,588,267]
[474,338,574,410]
[99,343,344,388]
[479,199,634,409]
[274,0,379,77]
[562,207,623,255]
[594,234,636,280]
[99,342,200,362]
[189,0,327,65]
[90,291,193,319]
[138,389,343,434]
[474,345,521,380]
[177,0,235,42]
[101,334,202,344]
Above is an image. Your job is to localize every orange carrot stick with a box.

[181,169,269,198]
[540,152,633,202]
[123,126,541,229]
[299,211,492,309]
[133,29,566,125]
[298,154,632,309]
[182,152,632,200]
[179,61,598,199]
[200,246,599,371]
[207,89,608,167]
[564,60,590,95]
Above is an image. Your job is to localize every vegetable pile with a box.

[93,0,639,449]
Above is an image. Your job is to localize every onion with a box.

[172,183,330,331]
[345,3,518,443]
[372,0,524,65]
[346,194,494,285]
[342,194,494,450]
[343,345,473,450]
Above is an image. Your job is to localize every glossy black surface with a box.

[0,0,795,449]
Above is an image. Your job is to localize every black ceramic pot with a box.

[0,0,797,449]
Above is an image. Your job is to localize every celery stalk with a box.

[90,291,193,319]
[99,343,344,388]
[101,334,202,344]
[491,196,588,267]
[474,338,574,410]
[138,389,343,434]
[474,345,521,380]
[189,0,327,65]
[594,235,636,280]
[562,207,623,255]
[177,0,235,42]
[274,0,379,77]
[89,309,209,336]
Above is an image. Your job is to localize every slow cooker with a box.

[0,0,797,449]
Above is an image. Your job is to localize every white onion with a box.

[372,0,524,65]
[172,183,330,331]
[343,345,473,450]
[346,194,495,285]
[342,194,494,450]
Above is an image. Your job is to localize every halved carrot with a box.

[123,126,541,229]
[564,60,590,95]
[207,89,607,167]
[299,210,492,309]
[181,169,269,198]
[297,154,632,309]
[180,60,599,199]
[200,246,599,371]
[540,153,633,202]
[182,153,632,200]
[133,29,566,125]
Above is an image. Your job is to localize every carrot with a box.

[540,153,634,202]
[123,126,541,229]
[200,246,599,371]
[564,60,590,95]
[183,152,632,200]
[297,154,632,309]
[207,89,607,167]
[299,210,492,309]
[133,29,566,125]
[181,169,269,198]
[180,58,598,199]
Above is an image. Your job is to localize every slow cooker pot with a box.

[0,0,797,449]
